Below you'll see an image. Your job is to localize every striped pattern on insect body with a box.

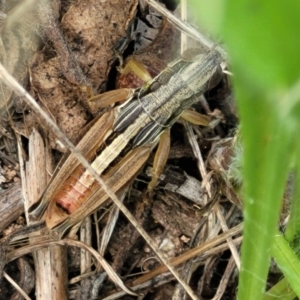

[30,48,223,238]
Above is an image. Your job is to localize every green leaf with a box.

[191,1,300,299]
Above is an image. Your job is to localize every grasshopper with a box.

[0,0,224,240]
[26,47,223,238]
[0,4,225,298]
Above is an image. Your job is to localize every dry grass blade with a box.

[133,223,243,285]
[184,114,241,270]
[79,217,92,291]
[146,0,227,59]
[147,0,213,48]
[99,192,126,257]
[105,236,243,298]
[5,237,136,296]
[62,239,138,296]
[5,239,62,262]
[3,272,31,300]
[102,274,175,300]
[211,255,236,300]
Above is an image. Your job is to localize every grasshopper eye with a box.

[149,81,161,92]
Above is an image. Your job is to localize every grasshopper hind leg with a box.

[145,129,171,199]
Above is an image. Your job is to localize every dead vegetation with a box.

[0,1,245,299]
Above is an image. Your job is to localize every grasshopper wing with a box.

[29,110,115,219]
[47,146,151,237]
